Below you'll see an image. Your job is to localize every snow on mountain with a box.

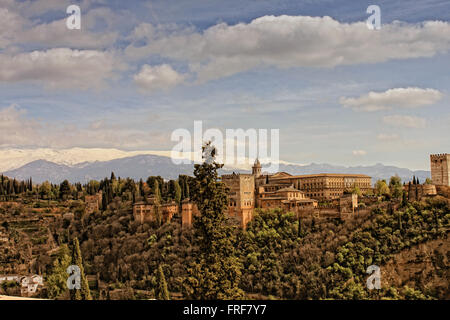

[0,148,430,185]
[0,147,190,172]
[3,154,430,185]
[0,147,305,173]
[3,155,196,183]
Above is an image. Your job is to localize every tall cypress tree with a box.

[174,180,182,205]
[298,217,302,237]
[167,180,176,201]
[153,180,162,203]
[181,180,186,200]
[185,182,190,199]
[139,179,145,197]
[182,142,243,300]
[102,189,108,211]
[408,181,412,201]
[401,190,408,207]
[415,182,419,200]
[70,238,92,300]
[155,265,170,300]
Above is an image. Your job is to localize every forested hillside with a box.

[1,169,448,300]
[45,196,449,299]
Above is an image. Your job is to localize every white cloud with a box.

[0,104,40,147]
[377,133,400,141]
[134,64,185,92]
[0,6,126,90]
[19,18,118,49]
[125,16,450,82]
[352,150,367,156]
[0,48,121,89]
[340,87,443,112]
[0,104,169,151]
[4,0,102,18]
[11,0,73,17]
[0,5,124,50]
[383,115,427,128]
[0,8,25,49]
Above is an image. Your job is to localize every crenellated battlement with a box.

[221,173,241,179]
[221,173,254,180]
[430,153,448,160]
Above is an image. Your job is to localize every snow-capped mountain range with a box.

[0,148,183,172]
[0,147,298,172]
[0,148,430,184]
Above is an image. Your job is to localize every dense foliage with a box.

[238,197,449,299]
[49,196,447,300]
[1,170,448,300]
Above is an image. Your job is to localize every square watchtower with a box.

[430,153,450,186]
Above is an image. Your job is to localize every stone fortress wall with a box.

[430,153,450,186]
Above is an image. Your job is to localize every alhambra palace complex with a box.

[131,153,450,229]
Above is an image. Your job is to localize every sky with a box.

[0,0,449,170]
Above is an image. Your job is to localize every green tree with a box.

[375,179,390,196]
[351,185,362,197]
[59,180,71,200]
[185,181,190,199]
[102,190,108,210]
[46,244,71,299]
[139,178,145,197]
[70,238,92,300]
[183,142,244,300]
[155,265,170,300]
[39,181,52,199]
[298,217,302,237]
[153,180,162,203]
[401,190,408,207]
[389,175,403,199]
[403,286,430,300]
[174,180,182,205]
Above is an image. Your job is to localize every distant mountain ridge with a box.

[2,155,194,184]
[274,162,430,183]
[1,154,430,185]
[0,147,180,172]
